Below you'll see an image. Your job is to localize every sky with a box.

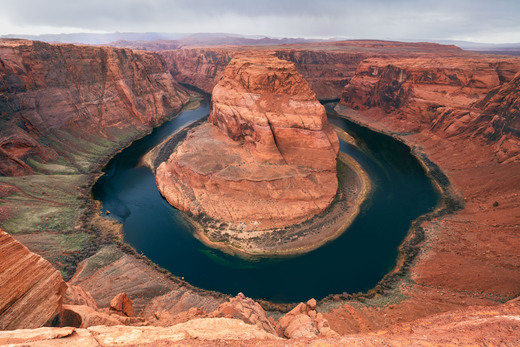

[1,0,519,43]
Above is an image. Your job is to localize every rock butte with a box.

[156,52,339,231]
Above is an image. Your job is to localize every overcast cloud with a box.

[1,0,519,43]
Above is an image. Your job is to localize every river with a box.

[92,99,439,303]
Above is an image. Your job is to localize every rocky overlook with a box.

[156,52,339,233]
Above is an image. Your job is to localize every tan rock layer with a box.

[0,228,67,330]
[0,39,190,175]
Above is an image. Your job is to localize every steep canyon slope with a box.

[0,39,196,307]
[322,53,520,336]
[158,40,464,100]
[0,39,190,176]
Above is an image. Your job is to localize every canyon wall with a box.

[156,52,339,231]
[158,40,464,100]
[1,39,520,344]
[0,39,190,176]
[340,56,520,162]
[324,51,520,336]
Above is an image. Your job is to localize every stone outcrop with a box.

[156,52,339,231]
[0,39,190,175]
[63,285,98,310]
[109,292,135,317]
[0,319,280,345]
[159,40,464,100]
[0,228,67,330]
[277,299,339,339]
[60,305,123,328]
[1,299,520,345]
[210,293,278,336]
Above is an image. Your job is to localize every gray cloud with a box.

[1,0,519,42]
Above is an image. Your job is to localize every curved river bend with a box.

[92,100,439,303]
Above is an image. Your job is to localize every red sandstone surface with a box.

[158,40,465,99]
[0,39,190,176]
[156,52,339,231]
[321,52,520,336]
[0,229,66,329]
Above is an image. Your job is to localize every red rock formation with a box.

[109,293,135,317]
[0,228,67,330]
[325,52,520,336]
[63,285,98,310]
[1,299,520,345]
[341,56,520,131]
[277,299,338,339]
[156,52,339,230]
[61,305,123,328]
[0,39,190,175]
[159,40,464,100]
[160,48,233,93]
[210,293,278,336]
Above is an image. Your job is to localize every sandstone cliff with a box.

[0,39,190,176]
[159,48,233,94]
[159,40,464,100]
[340,56,520,162]
[0,228,67,330]
[325,51,520,337]
[156,52,339,232]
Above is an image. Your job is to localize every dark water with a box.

[92,100,440,303]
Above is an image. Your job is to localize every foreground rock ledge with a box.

[156,52,340,237]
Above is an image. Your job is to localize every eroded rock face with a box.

[340,56,520,163]
[277,299,339,339]
[156,52,339,230]
[109,293,135,317]
[0,228,67,330]
[159,40,464,100]
[210,293,278,336]
[0,39,190,175]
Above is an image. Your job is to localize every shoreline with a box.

[184,151,371,259]
[88,100,452,310]
[318,104,463,305]
[145,115,372,259]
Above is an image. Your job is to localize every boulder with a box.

[109,293,135,317]
[277,298,339,339]
[210,292,278,336]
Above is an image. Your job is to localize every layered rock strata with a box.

[320,53,520,335]
[156,53,339,231]
[0,228,67,330]
[159,40,464,99]
[0,39,190,175]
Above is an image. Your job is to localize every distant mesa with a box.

[156,52,340,233]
